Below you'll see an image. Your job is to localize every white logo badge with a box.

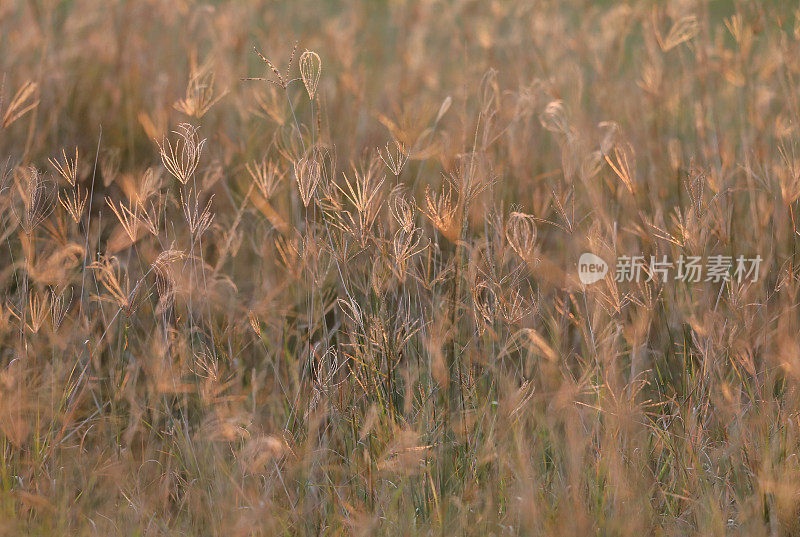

[578,253,608,284]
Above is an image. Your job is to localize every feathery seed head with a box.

[294,156,321,207]
[49,148,79,187]
[13,167,55,235]
[299,50,322,100]
[158,123,206,185]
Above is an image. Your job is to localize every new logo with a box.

[578,253,608,284]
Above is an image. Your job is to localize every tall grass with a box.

[0,1,799,535]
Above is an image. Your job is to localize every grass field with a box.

[1,1,800,535]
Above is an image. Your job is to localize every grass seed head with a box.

[158,123,206,185]
[299,50,321,100]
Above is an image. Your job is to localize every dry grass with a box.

[0,1,799,535]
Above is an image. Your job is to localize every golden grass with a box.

[0,1,799,535]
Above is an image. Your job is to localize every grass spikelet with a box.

[299,50,321,100]
[158,123,206,185]
[1,80,39,128]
